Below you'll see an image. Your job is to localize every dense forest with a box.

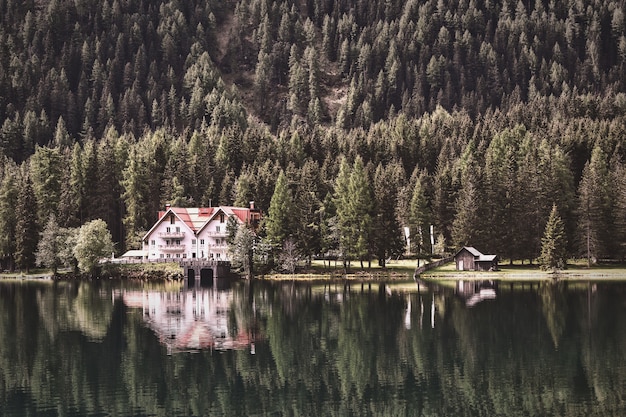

[1,0,626,271]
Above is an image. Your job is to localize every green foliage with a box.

[73,219,115,275]
[15,173,38,272]
[229,224,256,278]
[539,204,568,271]
[0,0,626,266]
[265,170,295,247]
[35,213,62,274]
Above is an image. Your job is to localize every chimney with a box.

[165,203,171,211]
[249,201,255,210]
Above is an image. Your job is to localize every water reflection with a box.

[0,279,625,416]
[455,280,497,307]
[117,280,259,354]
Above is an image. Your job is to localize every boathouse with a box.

[454,247,498,271]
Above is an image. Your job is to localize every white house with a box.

[142,203,261,261]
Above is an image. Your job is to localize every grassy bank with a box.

[421,260,626,281]
[0,262,184,281]
[261,259,419,281]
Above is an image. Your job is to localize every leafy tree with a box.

[539,204,568,271]
[73,219,114,275]
[278,237,299,274]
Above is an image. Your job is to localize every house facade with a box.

[142,203,261,262]
[454,247,499,271]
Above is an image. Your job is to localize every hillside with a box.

[0,0,626,270]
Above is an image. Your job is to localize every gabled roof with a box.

[196,206,252,234]
[143,206,256,241]
[142,207,198,241]
[455,246,498,261]
[462,246,483,257]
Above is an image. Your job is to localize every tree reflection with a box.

[0,281,625,416]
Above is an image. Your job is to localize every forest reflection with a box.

[0,280,624,416]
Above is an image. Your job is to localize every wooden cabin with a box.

[454,247,498,271]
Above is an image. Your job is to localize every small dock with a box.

[179,260,233,288]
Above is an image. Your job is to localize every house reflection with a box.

[117,284,258,354]
[456,280,497,307]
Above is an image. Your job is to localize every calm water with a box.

[0,278,624,416]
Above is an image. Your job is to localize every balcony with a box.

[158,244,186,252]
[206,231,226,237]
[159,231,185,238]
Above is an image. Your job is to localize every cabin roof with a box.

[455,246,498,262]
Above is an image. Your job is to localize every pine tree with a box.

[372,163,404,267]
[539,204,568,271]
[334,157,373,268]
[0,165,19,271]
[577,146,611,265]
[36,213,62,274]
[409,171,431,256]
[15,173,39,272]
[265,170,295,247]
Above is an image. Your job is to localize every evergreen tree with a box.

[334,157,373,268]
[0,165,19,271]
[577,146,611,265]
[373,163,404,266]
[36,213,62,274]
[409,171,431,256]
[30,145,63,226]
[15,173,38,272]
[539,204,568,271]
[265,170,295,247]
[229,224,256,278]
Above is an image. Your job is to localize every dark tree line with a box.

[0,0,625,270]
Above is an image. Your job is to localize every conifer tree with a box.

[539,204,568,271]
[15,173,38,272]
[265,170,295,247]
[0,165,19,271]
[409,171,431,256]
[36,213,62,274]
[577,146,611,264]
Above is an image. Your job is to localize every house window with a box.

[166,227,171,233]
[170,214,175,224]
[176,253,180,258]
[192,239,196,245]
[166,239,170,245]
[216,238,221,245]
[200,239,205,245]
[176,227,180,232]
[151,240,155,246]
[220,213,225,223]
[216,253,221,259]
[160,254,164,258]
[216,226,221,233]
[183,254,187,258]
[166,254,170,258]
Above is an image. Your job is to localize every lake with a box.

[0,278,624,416]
